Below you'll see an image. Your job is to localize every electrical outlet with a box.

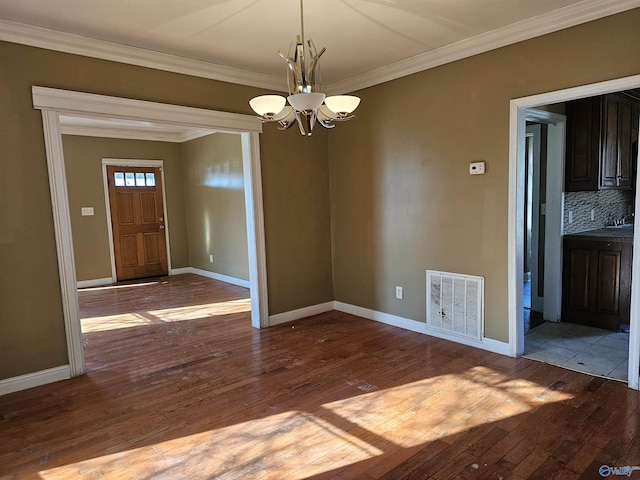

[395,286,403,300]
[568,210,573,224]
[209,254,214,263]
[591,208,595,221]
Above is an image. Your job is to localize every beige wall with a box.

[181,133,249,280]
[329,9,640,342]
[0,40,333,380]
[63,135,187,281]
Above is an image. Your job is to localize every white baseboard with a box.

[269,302,335,326]
[171,267,250,289]
[481,337,512,356]
[335,301,510,356]
[425,328,511,356]
[334,301,426,333]
[77,277,113,289]
[170,267,192,275]
[0,365,70,396]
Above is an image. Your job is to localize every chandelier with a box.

[249,0,360,136]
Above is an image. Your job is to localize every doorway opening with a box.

[33,86,269,379]
[509,74,640,390]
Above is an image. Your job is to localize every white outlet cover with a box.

[81,207,94,216]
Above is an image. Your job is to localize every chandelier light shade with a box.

[249,95,286,119]
[324,95,361,117]
[287,92,325,112]
[248,0,360,136]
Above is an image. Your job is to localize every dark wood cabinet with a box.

[600,94,639,189]
[562,236,632,330]
[565,93,639,192]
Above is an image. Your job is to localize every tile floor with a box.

[524,321,630,382]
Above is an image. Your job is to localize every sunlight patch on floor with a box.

[81,298,251,333]
[37,367,573,479]
[322,366,574,449]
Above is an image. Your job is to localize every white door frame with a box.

[508,74,640,390]
[102,158,171,283]
[32,86,270,377]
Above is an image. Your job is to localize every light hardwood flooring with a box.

[1,274,640,479]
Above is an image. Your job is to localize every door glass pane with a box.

[145,172,156,186]
[125,172,135,186]
[114,172,125,186]
[135,172,145,186]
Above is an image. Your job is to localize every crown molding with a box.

[328,0,640,94]
[2,0,639,95]
[59,124,215,143]
[0,18,286,91]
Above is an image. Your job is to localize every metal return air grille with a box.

[426,270,484,342]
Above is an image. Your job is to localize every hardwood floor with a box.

[1,273,640,479]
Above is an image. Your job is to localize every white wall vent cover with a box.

[426,270,484,342]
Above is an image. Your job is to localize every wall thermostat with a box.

[469,161,486,175]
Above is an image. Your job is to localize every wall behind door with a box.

[63,135,188,281]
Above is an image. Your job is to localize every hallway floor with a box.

[524,321,629,382]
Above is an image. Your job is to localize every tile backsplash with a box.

[563,190,634,234]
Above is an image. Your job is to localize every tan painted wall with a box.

[329,9,640,343]
[63,135,187,281]
[0,40,333,380]
[181,133,249,280]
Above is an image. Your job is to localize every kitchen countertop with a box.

[564,224,634,242]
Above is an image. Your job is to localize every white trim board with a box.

[0,365,70,396]
[77,277,112,289]
[181,267,250,289]
[334,302,510,356]
[269,302,335,326]
[33,86,269,378]
[2,1,639,94]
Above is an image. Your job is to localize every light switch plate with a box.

[469,161,485,175]
[81,207,94,216]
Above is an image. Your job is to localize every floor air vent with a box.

[426,270,484,342]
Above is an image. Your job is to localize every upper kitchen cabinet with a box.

[565,92,639,192]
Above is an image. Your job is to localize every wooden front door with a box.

[107,165,168,281]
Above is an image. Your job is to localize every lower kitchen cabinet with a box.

[562,236,632,331]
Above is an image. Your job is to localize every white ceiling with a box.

[1,0,638,93]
